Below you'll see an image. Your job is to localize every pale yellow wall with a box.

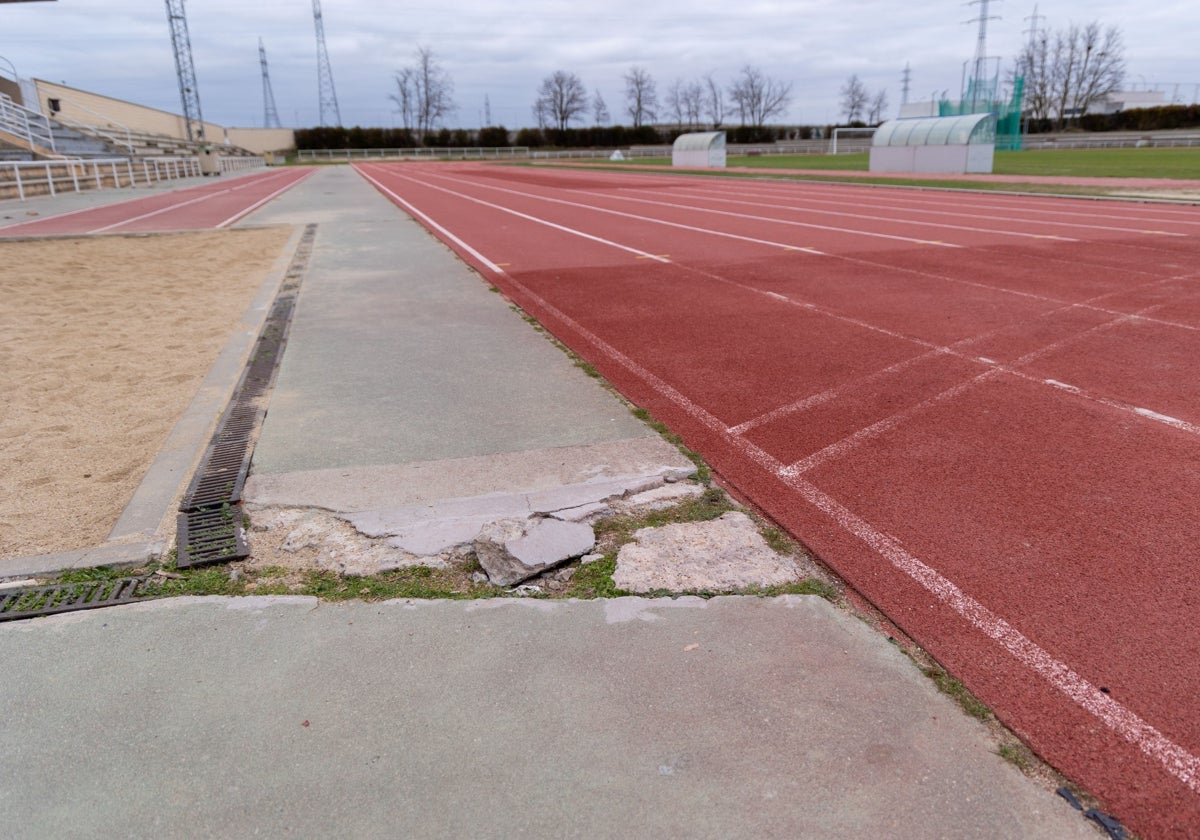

[225,127,296,154]
[33,79,224,142]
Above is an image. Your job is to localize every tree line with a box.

[385,46,794,139]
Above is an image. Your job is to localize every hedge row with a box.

[294,123,824,151]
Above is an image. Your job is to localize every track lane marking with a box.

[86,169,303,233]
[392,205,1200,793]
[668,183,1194,237]
[358,164,671,263]
[354,164,505,273]
[216,168,317,228]
[417,168,950,250]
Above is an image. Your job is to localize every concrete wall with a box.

[226,127,296,155]
[34,79,225,143]
[0,77,22,106]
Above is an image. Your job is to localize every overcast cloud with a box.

[2,0,1197,129]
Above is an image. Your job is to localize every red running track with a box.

[356,161,1200,838]
[0,167,314,237]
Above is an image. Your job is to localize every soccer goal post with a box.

[829,127,877,155]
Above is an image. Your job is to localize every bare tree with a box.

[1060,22,1124,126]
[1014,31,1054,123]
[624,66,658,128]
[391,67,417,132]
[391,46,456,139]
[592,89,610,126]
[839,74,868,123]
[867,89,890,124]
[665,79,685,129]
[682,81,704,128]
[728,65,792,126]
[535,70,588,131]
[702,73,725,127]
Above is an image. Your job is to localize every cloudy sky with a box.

[1,0,1197,130]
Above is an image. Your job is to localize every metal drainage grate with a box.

[0,577,156,623]
[176,223,316,568]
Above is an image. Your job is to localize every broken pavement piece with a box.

[475,518,596,586]
[613,511,799,594]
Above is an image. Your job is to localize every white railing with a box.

[218,156,266,173]
[40,95,138,154]
[1024,135,1200,150]
[0,156,201,201]
[296,146,531,160]
[0,93,57,155]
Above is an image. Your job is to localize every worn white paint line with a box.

[659,186,1091,241]
[87,169,297,233]
[370,166,671,263]
[729,347,956,437]
[790,476,1200,795]
[422,168,944,250]
[217,168,317,228]
[670,183,1189,237]
[383,171,1200,793]
[354,164,504,273]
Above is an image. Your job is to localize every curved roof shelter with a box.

[672,131,726,168]
[869,114,997,174]
[872,113,997,147]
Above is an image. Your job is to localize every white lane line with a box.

[425,225,1200,795]
[354,164,504,272]
[676,181,1200,232]
[791,476,1200,796]
[362,165,671,263]
[419,168,953,249]
[216,168,317,228]
[86,169,298,233]
[656,187,1099,241]
[425,169,1200,332]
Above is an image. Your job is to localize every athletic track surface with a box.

[0,167,313,237]
[354,162,1200,838]
[4,161,1197,835]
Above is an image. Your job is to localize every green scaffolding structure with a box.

[939,76,1025,151]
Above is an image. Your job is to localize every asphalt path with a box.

[354,161,1200,838]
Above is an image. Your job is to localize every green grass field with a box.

[602,145,1200,197]
[716,147,1200,179]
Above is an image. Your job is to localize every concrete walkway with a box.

[1,166,1100,838]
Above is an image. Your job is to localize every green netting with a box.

[939,75,1025,151]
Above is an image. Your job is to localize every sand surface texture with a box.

[0,227,292,561]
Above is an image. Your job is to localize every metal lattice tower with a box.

[259,38,282,129]
[901,63,912,105]
[965,0,1002,112]
[164,0,205,141]
[312,0,341,126]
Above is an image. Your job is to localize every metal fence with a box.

[0,156,203,201]
[296,147,531,161]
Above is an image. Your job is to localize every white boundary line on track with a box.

[216,168,318,228]
[354,164,505,272]
[0,168,285,234]
[360,163,1200,794]
[86,169,301,234]
[672,177,1200,229]
[358,163,671,263]
[419,168,953,250]
[663,184,1186,238]
[390,164,1200,437]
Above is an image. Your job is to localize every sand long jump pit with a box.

[0,227,294,565]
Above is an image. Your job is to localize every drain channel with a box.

[176,223,316,568]
[1,577,156,623]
